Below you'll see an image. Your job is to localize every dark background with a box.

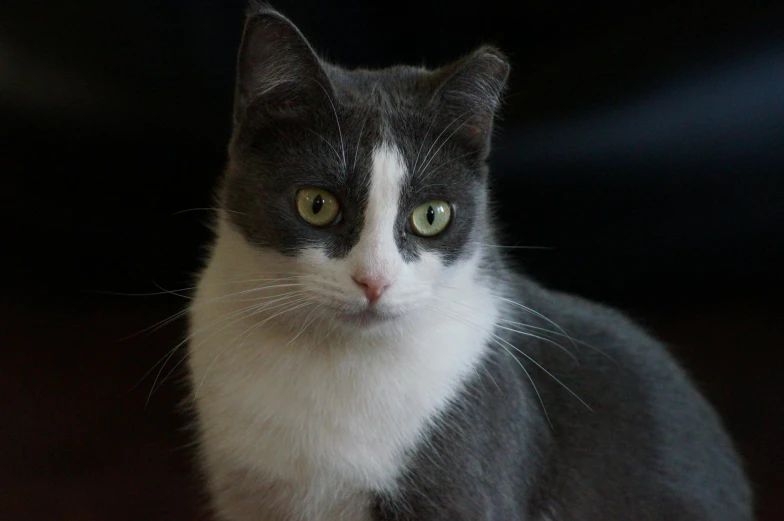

[1,1,782,520]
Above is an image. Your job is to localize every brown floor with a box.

[1,288,780,520]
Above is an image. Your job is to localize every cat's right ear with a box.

[233,5,330,124]
[429,46,510,160]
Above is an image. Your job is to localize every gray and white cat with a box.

[186,5,753,520]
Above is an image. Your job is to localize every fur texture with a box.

[187,5,753,521]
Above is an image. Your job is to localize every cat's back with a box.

[503,277,753,520]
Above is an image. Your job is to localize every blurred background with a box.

[1,1,782,519]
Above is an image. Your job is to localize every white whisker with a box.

[352,81,379,172]
[307,128,342,164]
[416,107,479,178]
[411,105,443,174]
[436,284,580,355]
[286,303,325,347]
[426,304,553,428]
[417,151,476,185]
[172,207,247,217]
[491,333,592,412]
[142,290,310,402]
[493,323,578,363]
[429,295,578,363]
[472,243,554,250]
[498,318,618,365]
[315,79,347,170]
[490,337,553,429]
[127,281,307,342]
[191,297,319,403]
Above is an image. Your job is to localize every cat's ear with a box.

[431,46,510,158]
[234,5,332,124]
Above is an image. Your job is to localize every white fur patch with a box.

[347,144,406,283]
[188,141,500,520]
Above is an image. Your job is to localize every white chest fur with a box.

[187,229,499,520]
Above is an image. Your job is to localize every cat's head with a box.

[216,6,508,332]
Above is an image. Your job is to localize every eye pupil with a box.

[426,205,435,225]
[312,195,324,214]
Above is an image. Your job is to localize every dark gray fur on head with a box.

[221,4,507,264]
[202,4,754,520]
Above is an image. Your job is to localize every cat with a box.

[186,4,753,520]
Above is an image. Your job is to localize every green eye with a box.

[296,187,340,227]
[410,201,452,237]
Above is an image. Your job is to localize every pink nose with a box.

[352,274,391,304]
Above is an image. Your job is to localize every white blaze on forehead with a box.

[350,143,407,278]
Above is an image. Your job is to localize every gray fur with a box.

[223,6,505,265]
[201,4,753,520]
[373,278,752,519]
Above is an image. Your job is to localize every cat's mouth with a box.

[333,305,399,326]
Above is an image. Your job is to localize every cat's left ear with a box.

[431,46,510,158]
[233,6,332,125]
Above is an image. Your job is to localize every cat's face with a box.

[217,9,508,332]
